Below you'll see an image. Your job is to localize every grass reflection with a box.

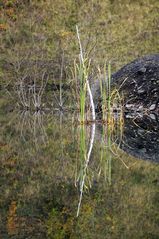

[76,123,96,217]
[76,109,124,216]
[99,124,112,185]
[18,110,48,149]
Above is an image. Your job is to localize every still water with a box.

[0,89,159,239]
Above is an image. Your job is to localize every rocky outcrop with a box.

[92,54,159,112]
[93,54,159,162]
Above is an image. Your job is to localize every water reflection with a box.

[18,110,48,148]
[0,103,159,238]
[120,113,159,162]
[76,123,95,216]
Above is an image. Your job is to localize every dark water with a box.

[0,90,159,239]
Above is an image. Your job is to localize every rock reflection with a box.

[119,113,159,162]
[95,112,159,163]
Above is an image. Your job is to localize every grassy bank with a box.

[0,0,159,86]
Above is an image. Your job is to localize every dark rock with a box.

[93,54,159,162]
[92,54,159,112]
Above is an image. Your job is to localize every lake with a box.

[0,87,159,238]
[0,0,159,238]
